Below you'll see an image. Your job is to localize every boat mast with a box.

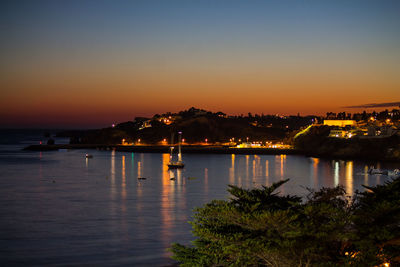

[169,132,175,163]
[178,131,182,162]
[169,147,174,162]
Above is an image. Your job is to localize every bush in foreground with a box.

[171,178,400,266]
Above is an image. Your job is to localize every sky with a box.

[1,0,400,128]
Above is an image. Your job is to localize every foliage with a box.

[171,178,400,266]
[349,179,400,265]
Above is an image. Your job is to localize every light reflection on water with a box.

[0,150,396,266]
[346,161,354,196]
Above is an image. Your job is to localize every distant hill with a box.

[58,107,316,145]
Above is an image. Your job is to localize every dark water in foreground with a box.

[0,130,397,266]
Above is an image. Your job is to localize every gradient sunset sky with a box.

[1,0,399,128]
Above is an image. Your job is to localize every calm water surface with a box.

[0,131,396,266]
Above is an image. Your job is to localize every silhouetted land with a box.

[56,107,316,144]
[294,125,400,161]
[35,107,400,162]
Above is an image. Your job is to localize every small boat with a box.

[137,177,147,180]
[368,168,387,175]
[168,161,185,169]
[168,132,185,169]
[85,153,93,158]
[388,169,400,178]
[368,168,400,177]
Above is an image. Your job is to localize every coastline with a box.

[23,144,299,155]
[23,144,400,162]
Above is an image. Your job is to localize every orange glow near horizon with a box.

[1,69,397,128]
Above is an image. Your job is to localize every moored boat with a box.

[168,132,184,169]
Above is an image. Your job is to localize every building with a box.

[329,129,347,138]
[139,120,152,130]
[323,120,356,127]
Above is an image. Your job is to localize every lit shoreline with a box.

[24,144,298,155]
[23,143,400,162]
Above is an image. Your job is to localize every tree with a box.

[171,178,400,266]
[349,179,400,265]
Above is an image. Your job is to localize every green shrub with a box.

[171,178,400,266]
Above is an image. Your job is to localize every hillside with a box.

[58,107,315,145]
[293,125,400,161]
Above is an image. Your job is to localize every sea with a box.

[0,129,397,266]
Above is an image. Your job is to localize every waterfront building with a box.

[323,120,356,127]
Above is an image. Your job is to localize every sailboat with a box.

[168,131,185,169]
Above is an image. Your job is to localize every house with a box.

[324,120,356,127]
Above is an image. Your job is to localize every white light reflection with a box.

[177,168,183,186]
[334,161,339,187]
[176,168,185,210]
